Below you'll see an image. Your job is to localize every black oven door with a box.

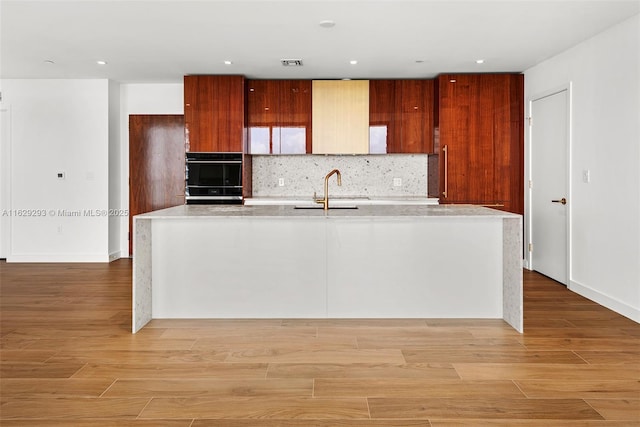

[185,152,243,204]
[186,161,242,188]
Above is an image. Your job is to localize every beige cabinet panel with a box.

[312,80,369,154]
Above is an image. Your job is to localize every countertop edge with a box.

[135,204,521,220]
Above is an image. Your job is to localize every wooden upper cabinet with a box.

[369,80,398,154]
[279,80,312,154]
[398,79,434,154]
[246,79,311,154]
[312,80,369,154]
[369,79,434,154]
[246,79,276,154]
[184,75,245,152]
[437,73,524,214]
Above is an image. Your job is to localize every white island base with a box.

[133,205,523,333]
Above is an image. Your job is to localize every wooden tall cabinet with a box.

[246,79,312,154]
[437,74,524,214]
[184,75,245,152]
[369,79,434,154]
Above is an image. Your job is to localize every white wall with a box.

[0,81,181,261]
[1,80,111,262]
[525,14,640,321]
[119,83,183,256]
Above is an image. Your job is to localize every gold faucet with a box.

[315,169,342,210]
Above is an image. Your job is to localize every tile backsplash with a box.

[251,154,428,198]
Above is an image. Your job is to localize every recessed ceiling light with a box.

[415,60,425,63]
[96,60,107,65]
[476,59,485,64]
[44,59,55,65]
[350,60,358,65]
[319,20,336,28]
[224,60,233,65]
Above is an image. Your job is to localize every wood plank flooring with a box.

[1,260,639,425]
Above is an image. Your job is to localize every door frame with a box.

[0,103,11,259]
[525,82,572,286]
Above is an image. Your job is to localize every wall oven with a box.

[185,152,243,204]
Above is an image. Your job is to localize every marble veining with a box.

[251,154,428,197]
[502,217,524,332]
[132,219,152,333]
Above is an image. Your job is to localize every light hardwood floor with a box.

[1,260,638,426]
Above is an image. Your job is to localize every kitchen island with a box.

[133,204,523,332]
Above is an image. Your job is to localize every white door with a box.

[530,89,569,285]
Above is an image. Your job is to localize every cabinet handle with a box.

[442,145,448,199]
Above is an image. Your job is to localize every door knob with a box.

[551,198,567,205]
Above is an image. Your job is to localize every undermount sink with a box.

[294,205,358,210]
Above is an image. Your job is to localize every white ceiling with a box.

[1,0,639,83]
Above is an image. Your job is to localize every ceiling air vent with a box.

[281,59,303,67]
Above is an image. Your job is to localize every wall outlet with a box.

[57,172,65,180]
[393,177,402,187]
[278,177,285,187]
[582,169,591,183]
[57,225,62,234]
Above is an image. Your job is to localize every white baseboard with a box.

[570,279,640,323]
[7,253,111,263]
[109,250,123,262]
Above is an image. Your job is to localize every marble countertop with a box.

[136,204,521,219]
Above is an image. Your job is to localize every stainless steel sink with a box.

[294,205,358,210]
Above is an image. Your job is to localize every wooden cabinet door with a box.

[439,73,499,205]
[369,79,434,154]
[247,79,277,154]
[184,75,245,152]
[312,80,369,154]
[247,79,311,154]
[439,74,476,204]
[492,74,524,214]
[279,80,312,154]
[398,79,434,154]
[369,80,398,153]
